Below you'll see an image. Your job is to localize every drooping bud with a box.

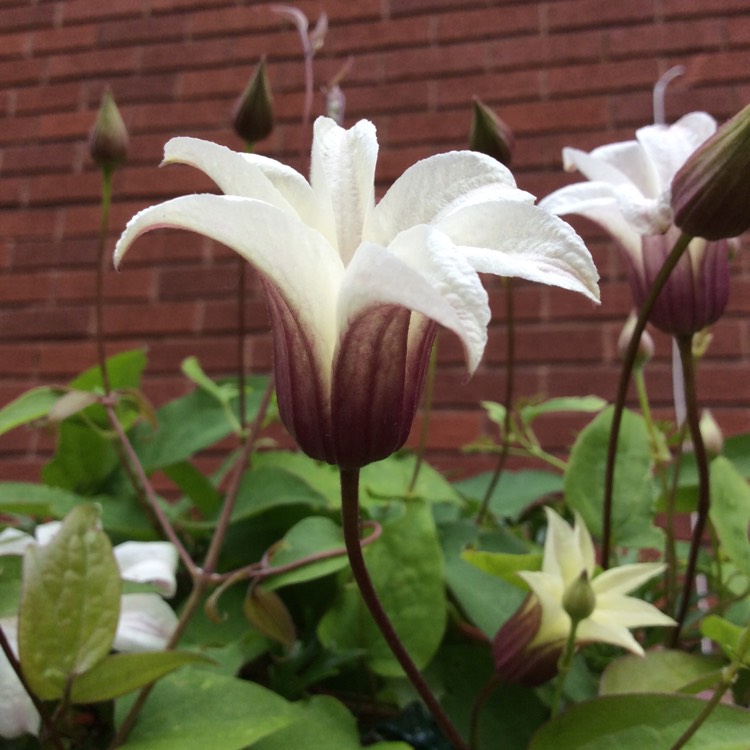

[562,571,596,624]
[469,97,514,167]
[89,88,128,173]
[617,311,654,368]
[232,58,274,145]
[672,103,750,240]
[699,409,724,456]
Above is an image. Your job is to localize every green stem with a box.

[408,335,438,493]
[96,167,113,394]
[469,672,502,750]
[670,334,710,647]
[339,468,469,750]
[477,278,515,525]
[669,624,750,750]
[601,232,692,568]
[551,619,580,717]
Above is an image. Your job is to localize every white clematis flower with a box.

[0,524,179,737]
[115,117,599,469]
[493,508,674,687]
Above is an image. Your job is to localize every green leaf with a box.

[318,500,446,676]
[251,695,410,750]
[162,462,221,517]
[42,420,120,494]
[0,386,64,437]
[18,504,121,699]
[70,349,147,392]
[529,693,750,749]
[252,452,341,506]
[564,407,661,547]
[0,482,80,518]
[263,517,348,591]
[454,469,564,521]
[182,357,237,406]
[71,651,212,703]
[520,395,607,425]
[481,400,507,427]
[244,586,296,648]
[710,457,750,576]
[460,549,542,589]
[600,650,723,696]
[115,669,300,750]
[702,615,750,666]
[0,554,23,617]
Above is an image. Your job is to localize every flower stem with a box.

[477,278,515,525]
[339,468,469,750]
[669,623,750,750]
[670,334,710,647]
[602,232,692,568]
[408,335,438,493]
[96,167,113,394]
[551,619,580,717]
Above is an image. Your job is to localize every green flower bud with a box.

[89,88,128,172]
[672,102,750,240]
[562,571,596,624]
[618,311,654,368]
[469,97,514,167]
[232,58,274,145]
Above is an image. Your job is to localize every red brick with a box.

[103,301,200,336]
[30,23,97,55]
[0,4,56,33]
[60,0,143,23]
[546,0,655,31]
[0,307,92,340]
[54,268,156,303]
[48,47,143,83]
[0,272,54,304]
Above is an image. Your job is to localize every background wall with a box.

[1,0,749,481]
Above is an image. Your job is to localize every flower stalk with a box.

[339,468,469,750]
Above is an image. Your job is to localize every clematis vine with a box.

[539,112,732,336]
[0,525,178,738]
[115,117,599,469]
[493,508,675,687]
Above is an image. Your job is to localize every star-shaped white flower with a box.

[115,117,599,469]
[494,508,674,686]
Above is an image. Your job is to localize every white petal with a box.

[33,521,62,546]
[542,508,585,586]
[310,117,377,264]
[437,201,600,303]
[114,594,178,652]
[367,150,526,247]
[163,137,336,245]
[594,594,676,629]
[576,617,645,655]
[0,529,34,556]
[572,512,596,578]
[114,194,342,374]
[592,562,665,597]
[540,182,642,262]
[339,226,490,373]
[0,618,40,738]
[114,541,178,598]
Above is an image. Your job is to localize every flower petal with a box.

[114,594,178,652]
[594,594,676,629]
[114,541,178,598]
[0,529,34,556]
[163,137,336,244]
[592,562,665,597]
[339,226,490,373]
[576,617,645,655]
[367,150,528,247]
[310,117,378,264]
[0,618,40,738]
[114,193,342,366]
[436,201,600,303]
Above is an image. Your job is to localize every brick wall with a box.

[1,0,749,480]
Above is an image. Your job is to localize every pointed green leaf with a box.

[115,668,300,750]
[182,356,237,405]
[0,386,64,437]
[460,549,542,589]
[529,693,750,749]
[710,457,750,576]
[69,349,147,392]
[702,615,750,666]
[564,407,661,547]
[520,395,607,425]
[71,650,212,703]
[18,504,121,699]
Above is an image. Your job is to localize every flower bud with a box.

[699,409,723,456]
[469,97,514,167]
[89,88,128,172]
[232,58,274,145]
[672,103,750,240]
[617,311,654,368]
[562,571,596,623]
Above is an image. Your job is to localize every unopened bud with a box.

[232,58,274,145]
[672,103,750,240]
[470,97,514,166]
[618,312,654,368]
[562,571,596,623]
[699,409,723,456]
[89,88,128,172]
